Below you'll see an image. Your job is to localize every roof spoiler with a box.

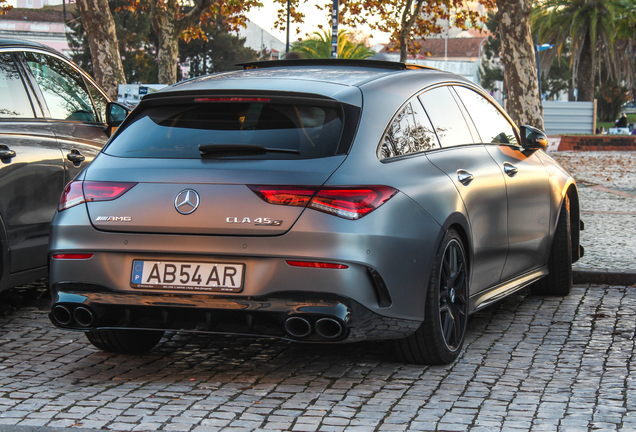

[238,59,439,71]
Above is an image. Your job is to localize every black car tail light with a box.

[249,185,397,220]
[58,181,137,212]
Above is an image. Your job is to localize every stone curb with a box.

[573,267,636,286]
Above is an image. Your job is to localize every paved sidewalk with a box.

[0,283,635,432]
[550,151,636,284]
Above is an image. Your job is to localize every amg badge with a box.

[95,216,132,222]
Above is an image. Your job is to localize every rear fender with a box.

[0,213,9,289]
[439,211,472,286]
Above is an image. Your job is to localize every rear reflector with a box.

[52,254,94,260]
[194,97,270,102]
[58,181,137,212]
[249,185,397,220]
[286,260,348,269]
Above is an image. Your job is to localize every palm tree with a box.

[615,0,636,103]
[288,29,376,60]
[533,0,617,101]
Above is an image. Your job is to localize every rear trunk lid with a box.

[84,156,345,236]
[84,93,359,236]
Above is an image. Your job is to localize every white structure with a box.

[16,0,63,7]
[118,84,168,108]
[0,8,70,54]
[543,101,596,135]
[237,20,285,59]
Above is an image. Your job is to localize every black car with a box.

[0,38,126,292]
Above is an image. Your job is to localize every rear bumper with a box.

[50,283,421,343]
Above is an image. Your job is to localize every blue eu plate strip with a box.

[131,261,144,284]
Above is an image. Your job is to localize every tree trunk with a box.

[76,0,126,98]
[151,0,180,85]
[398,0,425,63]
[577,32,595,102]
[495,0,543,130]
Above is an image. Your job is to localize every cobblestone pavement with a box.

[1,282,635,432]
[550,151,636,270]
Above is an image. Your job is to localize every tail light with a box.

[248,186,316,207]
[249,185,397,220]
[58,181,137,212]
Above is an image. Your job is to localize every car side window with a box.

[380,100,440,160]
[23,52,97,123]
[0,53,34,119]
[87,83,108,124]
[418,86,474,148]
[454,86,518,146]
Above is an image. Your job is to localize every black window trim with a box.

[378,82,478,162]
[12,47,111,125]
[0,51,39,119]
[449,83,521,146]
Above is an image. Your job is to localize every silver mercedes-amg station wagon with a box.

[48,59,582,365]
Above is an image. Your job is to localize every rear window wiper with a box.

[198,144,300,157]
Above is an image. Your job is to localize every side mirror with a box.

[106,102,130,127]
[519,125,548,151]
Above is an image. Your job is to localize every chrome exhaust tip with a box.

[52,305,72,325]
[73,306,95,327]
[315,318,343,339]
[284,316,312,338]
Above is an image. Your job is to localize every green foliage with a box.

[178,15,258,77]
[479,12,504,95]
[66,8,93,75]
[596,83,631,122]
[532,0,617,100]
[112,0,159,84]
[539,48,573,101]
[66,1,159,84]
[289,29,375,59]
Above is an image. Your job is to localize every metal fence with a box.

[542,100,596,135]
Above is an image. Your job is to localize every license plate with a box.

[130,260,244,293]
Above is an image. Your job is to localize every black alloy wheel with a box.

[394,229,469,365]
[438,237,469,352]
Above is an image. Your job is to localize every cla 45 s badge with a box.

[226,217,283,226]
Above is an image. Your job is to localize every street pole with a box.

[286,0,290,55]
[331,0,338,58]
[535,36,542,101]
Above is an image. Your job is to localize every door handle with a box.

[0,144,16,159]
[503,162,518,177]
[67,149,86,164]
[457,170,474,185]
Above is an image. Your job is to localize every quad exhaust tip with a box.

[315,318,343,339]
[285,316,312,338]
[52,305,95,328]
[52,305,72,325]
[284,316,344,340]
[73,306,95,327]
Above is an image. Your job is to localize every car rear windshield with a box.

[104,101,345,159]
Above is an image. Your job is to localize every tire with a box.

[394,229,469,365]
[530,194,572,296]
[86,329,164,354]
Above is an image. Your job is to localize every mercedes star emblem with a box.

[174,189,200,215]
